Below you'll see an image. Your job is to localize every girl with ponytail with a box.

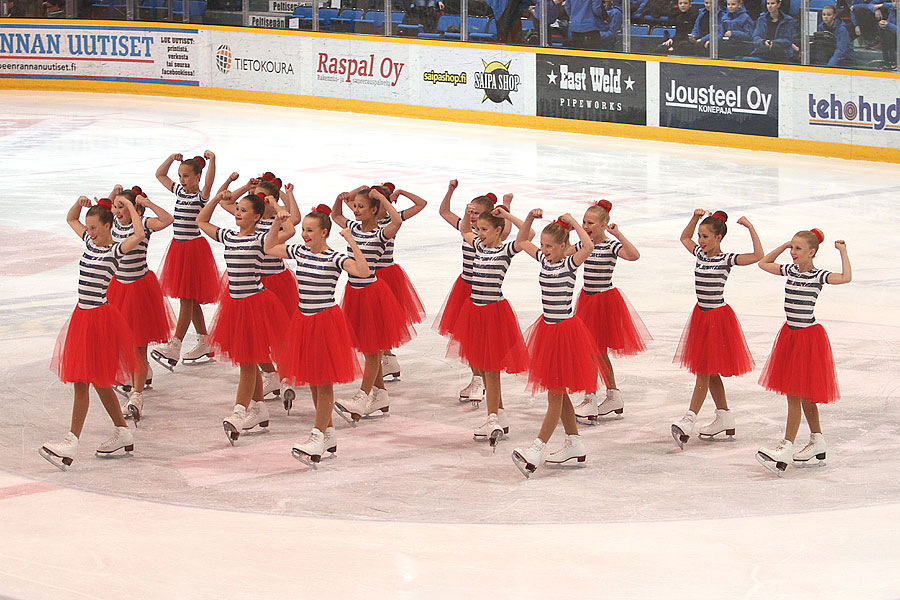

[671,208,763,449]
[755,228,851,475]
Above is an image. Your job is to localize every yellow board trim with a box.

[2,19,899,163]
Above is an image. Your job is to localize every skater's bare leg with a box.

[96,386,128,428]
[374,356,385,391]
[688,374,710,414]
[483,370,502,414]
[561,392,579,436]
[174,299,192,341]
[190,301,207,335]
[361,352,380,394]
[598,353,616,390]
[311,385,335,432]
[800,399,822,435]
[784,395,803,443]
[252,369,264,402]
[538,389,565,442]
[471,366,484,378]
[134,346,148,393]
[235,364,259,408]
[259,363,276,374]
[709,375,728,410]
[69,382,91,437]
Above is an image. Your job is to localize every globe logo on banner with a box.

[215,45,233,75]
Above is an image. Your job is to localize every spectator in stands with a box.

[635,0,675,24]
[660,0,701,53]
[750,0,797,61]
[813,4,856,65]
[563,0,607,47]
[706,0,753,56]
[596,0,622,49]
[692,0,724,53]
[852,0,884,47]
[877,0,897,68]
[486,0,531,42]
[42,0,64,16]
[529,0,568,44]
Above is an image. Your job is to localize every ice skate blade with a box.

[95,445,134,458]
[545,456,587,467]
[150,350,176,372]
[362,407,390,420]
[283,388,296,414]
[671,425,689,449]
[576,415,599,426]
[793,454,826,467]
[223,422,240,445]
[333,404,360,426]
[598,408,625,417]
[488,429,504,453]
[241,423,270,434]
[384,373,401,382]
[114,384,132,398]
[181,355,214,366]
[128,405,141,426]
[291,448,320,470]
[698,429,735,442]
[470,400,481,409]
[511,451,536,479]
[38,447,73,471]
[756,452,787,476]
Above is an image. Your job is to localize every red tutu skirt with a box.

[377,264,425,327]
[524,316,605,395]
[261,268,299,317]
[208,289,289,366]
[575,288,652,357]
[158,237,221,304]
[453,299,529,374]
[432,275,473,339]
[759,323,839,404]
[280,305,363,387]
[675,304,754,377]
[107,272,175,347]
[51,304,136,388]
[341,279,414,354]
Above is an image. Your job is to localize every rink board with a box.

[2,19,899,161]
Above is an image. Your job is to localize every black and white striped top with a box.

[346,221,388,289]
[256,217,288,277]
[376,212,408,270]
[470,240,518,306]
[539,255,579,323]
[693,246,739,310]
[578,239,623,295]
[781,264,831,329]
[111,217,152,283]
[286,245,349,316]
[77,232,124,309]
[455,217,476,285]
[214,228,264,299]
[170,183,207,242]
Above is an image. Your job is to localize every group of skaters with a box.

[40,151,851,478]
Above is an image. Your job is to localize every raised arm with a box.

[263,211,294,259]
[607,223,640,261]
[734,216,764,266]
[517,209,542,260]
[439,179,460,227]
[332,191,350,229]
[66,196,92,238]
[215,174,251,217]
[460,203,478,246]
[201,150,216,200]
[680,208,705,253]
[493,205,534,253]
[118,198,146,254]
[137,194,174,231]
[108,184,123,203]
[195,190,224,240]
[378,189,403,239]
[156,153,180,191]
[393,188,428,220]
[339,227,373,279]
[284,183,301,225]
[827,240,852,285]
[500,193,513,241]
[758,240,789,275]
[566,213,594,266]
[216,171,240,196]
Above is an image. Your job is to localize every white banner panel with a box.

[306,37,412,104]
[0,23,202,86]
[785,71,900,149]
[207,30,301,94]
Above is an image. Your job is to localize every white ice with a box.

[0,91,898,600]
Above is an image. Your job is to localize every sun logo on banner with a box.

[215,45,233,75]
[474,59,520,105]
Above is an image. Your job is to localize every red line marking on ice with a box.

[0,55,154,63]
[0,482,60,500]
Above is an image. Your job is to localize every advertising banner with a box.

[0,23,201,86]
[536,54,646,125]
[787,71,900,149]
[659,62,778,137]
[418,46,533,115]
[306,37,412,104]
[208,30,301,94]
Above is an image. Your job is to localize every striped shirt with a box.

[781,264,831,329]
[539,255,578,323]
[77,232,124,309]
[214,228,264,299]
[455,217,476,285]
[579,239,623,295]
[111,216,152,283]
[470,240,518,306]
[286,245,349,315]
[693,246,739,310]
[171,183,207,242]
[256,217,288,277]
[376,212,408,270]
[346,221,388,289]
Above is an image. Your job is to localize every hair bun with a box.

[596,199,612,212]
[262,172,276,181]
[382,182,396,193]
[486,193,498,204]
[96,198,113,210]
[313,204,332,216]
[193,156,206,169]
[273,178,282,190]
[254,192,267,202]
[811,228,825,244]
[131,185,146,198]
[711,210,728,222]
[553,217,573,231]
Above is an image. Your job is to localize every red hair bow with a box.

[96,198,113,210]
[192,156,206,169]
[710,211,727,222]
[553,218,573,231]
[312,204,332,216]
[485,193,498,205]
[811,228,824,243]
[594,199,612,212]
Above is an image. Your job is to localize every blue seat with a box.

[292,6,312,17]
[419,14,460,38]
[630,24,648,35]
[471,18,498,41]
[138,0,166,20]
[331,8,364,32]
[300,7,339,30]
[172,0,206,21]
[443,15,489,39]
[809,0,829,9]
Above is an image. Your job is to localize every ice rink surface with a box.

[0,91,899,599]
